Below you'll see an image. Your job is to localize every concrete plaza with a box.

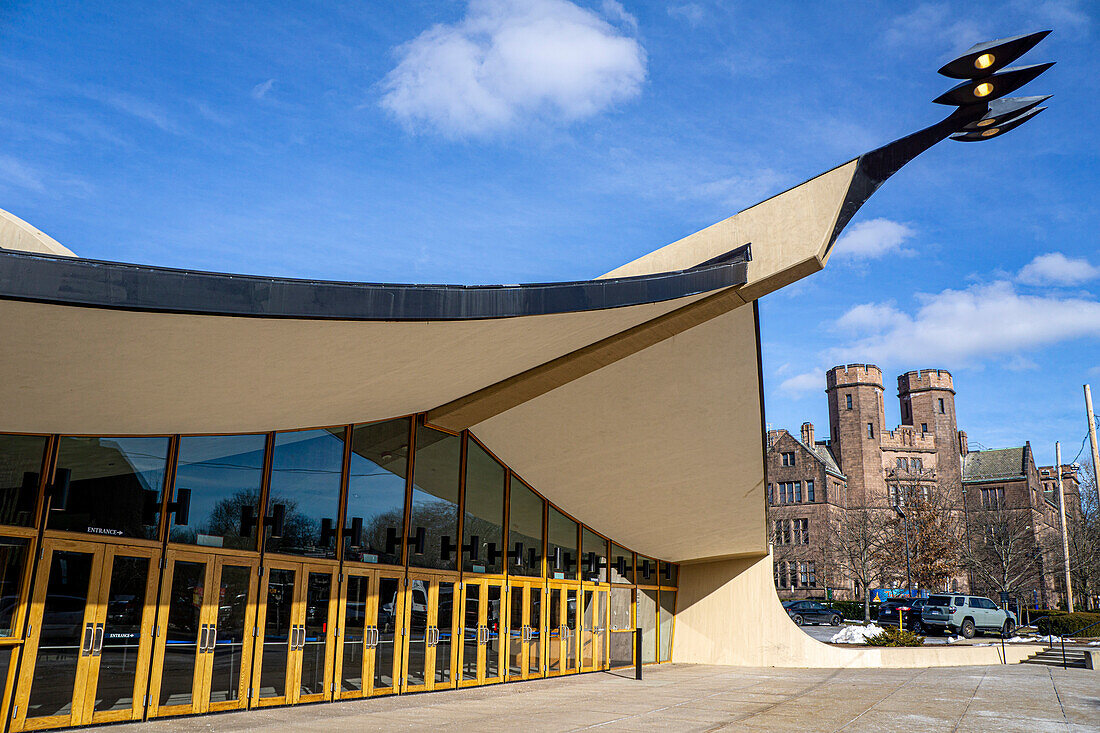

[84,663,1097,732]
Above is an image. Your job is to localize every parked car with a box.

[783,600,842,626]
[921,594,1017,638]
[876,597,928,631]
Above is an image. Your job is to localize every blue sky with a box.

[1,1,1097,467]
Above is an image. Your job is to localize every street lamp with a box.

[893,503,913,594]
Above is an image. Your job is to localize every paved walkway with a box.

[86,664,1098,732]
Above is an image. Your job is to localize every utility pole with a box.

[1085,385,1100,508]
[1055,442,1074,613]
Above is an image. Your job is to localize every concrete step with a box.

[1022,647,1088,669]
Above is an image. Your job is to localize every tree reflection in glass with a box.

[265,429,345,558]
[171,434,267,550]
[345,419,410,566]
[409,427,460,571]
[461,441,504,574]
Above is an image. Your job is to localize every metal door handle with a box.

[208,626,217,653]
[427,627,435,647]
[199,625,209,653]
[81,623,94,656]
[289,625,298,650]
[295,625,304,650]
[92,623,104,656]
[369,626,378,648]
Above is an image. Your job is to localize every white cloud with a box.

[688,169,789,211]
[1017,252,1100,286]
[668,4,704,25]
[778,370,823,398]
[831,218,915,260]
[825,280,1100,367]
[884,3,987,56]
[80,86,180,134]
[251,79,276,100]
[600,0,638,32]
[1011,0,1091,37]
[380,0,646,137]
[0,155,45,192]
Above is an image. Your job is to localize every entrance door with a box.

[505,580,543,681]
[334,568,404,700]
[457,578,504,688]
[580,586,609,672]
[149,550,258,719]
[14,539,158,731]
[250,561,337,707]
[546,583,578,677]
[401,573,457,693]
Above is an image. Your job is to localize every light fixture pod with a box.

[950,107,1046,141]
[958,95,1051,131]
[938,30,1051,79]
[933,62,1054,106]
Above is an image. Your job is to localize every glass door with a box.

[250,561,337,707]
[546,582,577,677]
[149,550,259,719]
[334,568,403,700]
[401,573,457,693]
[580,586,608,672]
[505,580,543,681]
[15,539,158,731]
[457,578,504,688]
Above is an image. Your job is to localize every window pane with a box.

[638,555,657,584]
[462,441,504,574]
[610,543,633,584]
[638,589,657,663]
[0,537,29,637]
[265,429,345,558]
[659,591,676,662]
[50,437,169,540]
[409,427,460,571]
[507,477,542,577]
[659,562,678,587]
[171,434,266,551]
[346,419,409,567]
[580,527,607,583]
[547,507,577,580]
[0,434,46,527]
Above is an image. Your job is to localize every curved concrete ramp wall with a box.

[0,208,75,256]
[673,553,1039,668]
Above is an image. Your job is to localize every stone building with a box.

[767,363,1080,606]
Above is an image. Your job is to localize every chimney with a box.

[801,422,815,446]
[958,430,968,457]
[767,429,783,450]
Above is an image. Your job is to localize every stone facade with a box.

[767,363,1080,606]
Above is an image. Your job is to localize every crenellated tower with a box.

[826,364,886,507]
[897,369,962,495]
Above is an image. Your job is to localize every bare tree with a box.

[962,504,1044,600]
[827,509,888,622]
[1069,464,1100,611]
[880,479,962,592]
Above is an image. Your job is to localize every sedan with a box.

[783,600,842,626]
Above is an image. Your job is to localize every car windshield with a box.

[927,595,952,606]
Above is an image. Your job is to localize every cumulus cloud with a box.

[778,370,824,398]
[884,3,988,55]
[1017,252,1100,286]
[825,281,1100,367]
[380,0,646,137]
[831,218,916,260]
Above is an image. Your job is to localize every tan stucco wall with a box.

[673,552,1040,668]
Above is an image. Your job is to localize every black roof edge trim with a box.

[0,248,748,321]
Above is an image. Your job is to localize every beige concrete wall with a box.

[673,552,1040,668]
[0,208,75,256]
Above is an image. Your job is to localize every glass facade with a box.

[0,417,678,729]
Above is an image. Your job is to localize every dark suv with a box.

[876,597,928,631]
[783,600,842,626]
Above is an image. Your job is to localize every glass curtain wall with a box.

[610,543,633,584]
[580,527,607,583]
[461,441,504,574]
[609,587,633,668]
[0,434,47,527]
[345,419,410,566]
[409,427,461,571]
[49,436,170,540]
[170,434,267,550]
[507,477,542,577]
[546,508,577,580]
[265,429,346,558]
[659,590,676,662]
[637,588,658,664]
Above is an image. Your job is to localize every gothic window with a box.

[795,518,809,544]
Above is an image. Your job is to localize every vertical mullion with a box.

[336,425,353,565]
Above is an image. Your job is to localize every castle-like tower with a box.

[826,364,886,507]
[897,369,962,494]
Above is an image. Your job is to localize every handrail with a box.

[1058,618,1100,669]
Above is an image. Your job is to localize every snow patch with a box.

[830,624,885,644]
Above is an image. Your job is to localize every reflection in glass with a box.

[375,576,400,689]
[94,556,150,712]
[547,587,561,674]
[528,587,541,676]
[659,562,679,587]
[434,582,454,685]
[210,565,252,704]
[581,527,607,583]
[507,478,543,577]
[609,587,633,668]
[547,508,577,580]
[26,551,93,719]
[346,419,409,566]
[637,556,658,585]
[0,537,29,637]
[508,587,522,676]
[50,437,169,540]
[487,585,501,678]
[259,568,295,698]
[0,434,46,527]
[638,588,657,664]
[565,588,577,670]
[171,435,266,551]
[159,560,205,706]
[409,428,460,571]
[341,575,368,693]
[610,543,633,584]
[659,591,676,662]
[461,584,480,681]
[462,442,504,574]
[404,579,428,686]
[265,430,344,558]
[300,572,331,695]
[581,590,595,668]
